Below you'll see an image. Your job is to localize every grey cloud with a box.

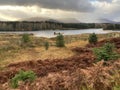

[0,0,120,22]
[96,0,112,3]
[92,0,120,22]
[0,0,95,12]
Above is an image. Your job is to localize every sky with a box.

[0,0,119,23]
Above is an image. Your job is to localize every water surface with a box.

[0,29,119,38]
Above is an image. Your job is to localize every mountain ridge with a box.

[18,17,120,24]
[19,17,81,23]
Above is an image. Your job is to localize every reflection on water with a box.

[0,29,119,38]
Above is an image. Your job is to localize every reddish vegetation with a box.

[0,53,95,84]
[86,37,120,49]
[72,47,92,54]
[18,60,120,90]
[1,59,120,90]
[0,37,120,90]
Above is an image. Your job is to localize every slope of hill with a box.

[20,17,80,23]
[96,18,116,23]
[56,18,80,23]
[20,17,51,22]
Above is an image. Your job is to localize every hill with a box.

[20,17,80,23]
[96,18,120,24]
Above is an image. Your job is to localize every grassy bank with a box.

[0,32,120,67]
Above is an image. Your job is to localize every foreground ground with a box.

[0,33,120,90]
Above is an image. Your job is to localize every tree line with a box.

[0,21,63,31]
[95,23,120,30]
[0,21,119,31]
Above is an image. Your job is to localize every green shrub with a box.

[22,34,30,43]
[89,33,98,44]
[11,70,36,88]
[114,87,120,90]
[93,43,119,61]
[112,71,120,90]
[56,34,65,47]
[44,41,49,50]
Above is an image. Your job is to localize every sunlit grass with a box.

[0,32,119,67]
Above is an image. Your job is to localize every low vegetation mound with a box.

[0,53,95,84]
[87,37,120,49]
[93,43,120,61]
[1,60,120,90]
[11,70,36,88]
[72,47,92,54]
